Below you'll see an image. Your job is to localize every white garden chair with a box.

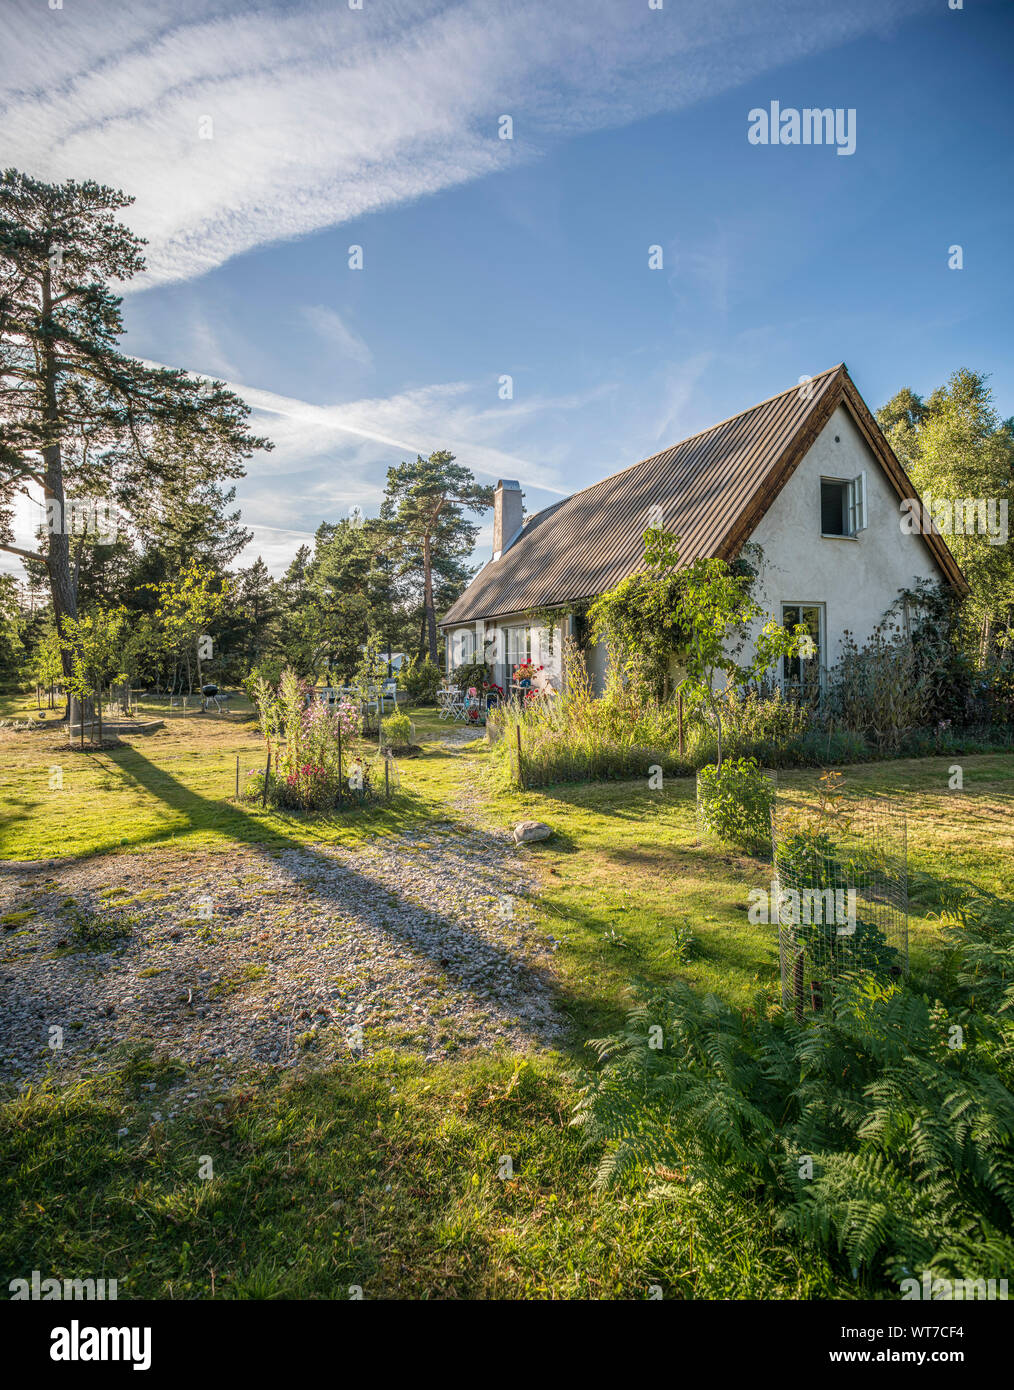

[437,686,458,719]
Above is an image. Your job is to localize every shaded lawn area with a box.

[0,1048,851,1301]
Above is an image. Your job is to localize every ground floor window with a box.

[506,625,530,668]
[451,628,475,667]
[782,603,824,698]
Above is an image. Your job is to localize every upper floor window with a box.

[821,472,867,537]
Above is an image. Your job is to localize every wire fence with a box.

[772,785,908,1019]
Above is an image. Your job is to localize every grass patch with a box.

[209,964,267,997]
[0,703,464,860]
[0,1048,852,1300]
[60,901,136,950]
[1,910,34,929]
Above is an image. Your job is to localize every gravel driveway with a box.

[0,776,565,1099]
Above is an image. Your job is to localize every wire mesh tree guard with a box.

[771,780,908,1020]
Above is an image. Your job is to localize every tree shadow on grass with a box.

[1,744,631,1062]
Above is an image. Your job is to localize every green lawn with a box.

[0,697,469,859]
[487,752,1014,1029]
[2,698,1011,1299]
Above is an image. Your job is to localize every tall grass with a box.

[488,642,690,788]
[488,641,1011,791]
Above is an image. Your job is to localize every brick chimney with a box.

[492,479,523,560]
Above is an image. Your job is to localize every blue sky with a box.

[3,0,1012,574]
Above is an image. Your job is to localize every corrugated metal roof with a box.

[441,365,847,626]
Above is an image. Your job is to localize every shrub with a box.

[823,624,936,750]
[696,757,774,853]
[453,658,493,694]
[403,656,442,705]
[247,667,375,811]
[381,712,413,747]
[61,902,134,949]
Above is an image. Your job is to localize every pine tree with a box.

[381,452,492,663]
[0,169,269,696]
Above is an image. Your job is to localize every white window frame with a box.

[821,471,867,538]
[781,601,825,698]
[506,625,530,668]
[451,628,475,669]
[849,469,867,534]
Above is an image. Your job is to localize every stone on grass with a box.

[513,820,551,845]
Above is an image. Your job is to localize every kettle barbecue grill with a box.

[200,683,231,712]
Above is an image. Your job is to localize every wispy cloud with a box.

[157,368,579,573]
[300,306,373,368]
[1,0,932,286]
[229,376,573,495]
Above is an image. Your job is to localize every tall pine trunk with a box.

[41,259,77,721]
[422,531,438,664]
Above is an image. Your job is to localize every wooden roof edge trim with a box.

[439,598,578,629]
[714,367,846,564]
[838,371,970,595]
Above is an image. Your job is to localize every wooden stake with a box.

[235,755,239,799]
[262,749,271,808]
[678,689,685,757]
[516,723,524,789]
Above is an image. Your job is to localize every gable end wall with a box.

[743,403,944,668]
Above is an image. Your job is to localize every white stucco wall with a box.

[743,403,945,673]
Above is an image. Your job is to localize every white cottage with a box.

[439,364,966,693]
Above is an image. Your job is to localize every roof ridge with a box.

[439,363,869,627]
[530,363,845,511]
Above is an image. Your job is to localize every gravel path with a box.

[0,738,564,1100]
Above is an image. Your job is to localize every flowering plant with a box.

[513,660,542,682]
[249,667,366,810]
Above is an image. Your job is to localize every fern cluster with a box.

[574,886,1014,1291]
